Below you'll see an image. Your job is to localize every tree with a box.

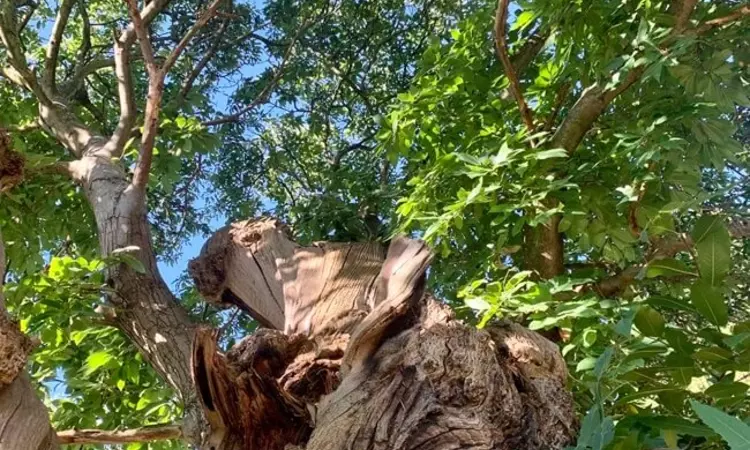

[0,0,749,449]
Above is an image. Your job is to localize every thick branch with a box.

[42,0,75,91]
[57,424,182,445]
[0,3,51,103]
[0,219,60,450]
[669,0,698,34]
[102,40,136,158]
[128,0,223,191]
[510,31,548,75]
[552,67,645,153]
[125,0,159,79]
[494,0,535,133]
[69,0,92,88]
[552,1,748,154]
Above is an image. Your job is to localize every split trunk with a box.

[188,218,578,450]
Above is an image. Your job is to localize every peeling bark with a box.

[190,220,577,450]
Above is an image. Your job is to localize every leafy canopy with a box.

[1,0,749,449]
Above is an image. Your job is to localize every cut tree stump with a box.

[189,218,577,450]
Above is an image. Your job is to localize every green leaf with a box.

[464,297,490,311]
[694,346,733,363]
[694,218,731,285]
[692,215,725,243]
[117,253,146,273]
[691,400,750,450]
[527,148,567,160]
[85,351,113,375]
[646,258,696,278]
[690,279,728,326]
[594,347,614,379]
[576,357,597,372]
[582,328,597,347]
[634,306,665,337]
[628,414,714,437]
[647,296,696,313]
[705,381,749,399]
[614,309,635,337]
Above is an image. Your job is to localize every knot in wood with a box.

[0,130,25,193]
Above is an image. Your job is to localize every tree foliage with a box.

[0,0,749,448]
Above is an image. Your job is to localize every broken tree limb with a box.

[189,218,297,329]
[189,218,577,450]
[192,328,311,450]
[56,424,182,445]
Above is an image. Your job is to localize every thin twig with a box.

[178,18,229,100]
[202,19,309,126]
[161,0,226,75]
[494,0,535,133]
[18,2,37,34]
[542,82,570,132]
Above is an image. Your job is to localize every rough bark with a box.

[190,219,577,450]
[69,154,203,441]
[0,229,60,450]
[57,424,182,445]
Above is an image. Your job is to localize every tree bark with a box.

[56,424,182,445]
[189,219,578,450]
[69,154,204,442]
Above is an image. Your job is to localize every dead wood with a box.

[190,218,577,450]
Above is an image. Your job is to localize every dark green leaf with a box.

[690,279,728,326]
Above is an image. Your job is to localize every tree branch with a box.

[160,0,225,76]
[668,0,698,34]
[494,0,535,133]
[43,0,76,92]
[696,4,750,34]
[128,0,224,191]
[17,2,37,35]
[510,31,548,76]
[594,217,750,297]
[71,0,92,83]
[125,0,159,79]
[552,1,748,154]
[543,82,570,132]
[57,424,182,445]
[178,18,229,100]
[202,22,305,127]
[0,3,51,104]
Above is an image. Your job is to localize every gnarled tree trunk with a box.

[189,219,578,450]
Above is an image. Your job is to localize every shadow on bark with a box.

[189,218,578,450]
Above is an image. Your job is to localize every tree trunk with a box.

[69,153,204,441]
[189,219,578,450]
[0,229,60,450]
